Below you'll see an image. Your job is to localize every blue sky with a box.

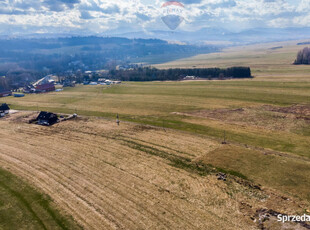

[0,0,309,36]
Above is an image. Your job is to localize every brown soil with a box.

[174,104,310,133]
[262,104,310,117]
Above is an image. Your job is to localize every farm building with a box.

[36,112,59,126]
[35,82,55,93]
[0,103,10,117]
[0,90,12,97]
[183,76,196,80]
[23,85,36,94]
[33,76,55,93]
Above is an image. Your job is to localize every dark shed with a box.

[37,111,58,126]
[0,103,10,113]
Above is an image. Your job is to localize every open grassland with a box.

[155,40,310,82]
[0,112,309,229]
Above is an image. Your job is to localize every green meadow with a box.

[0,168,81,230]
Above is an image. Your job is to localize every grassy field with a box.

[0,40,310,229]
[0,167,81,230]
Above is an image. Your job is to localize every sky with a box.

[0,0,310,36]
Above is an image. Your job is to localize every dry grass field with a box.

[0,40,310,229]
[0,112,309,229]
[155,40,310,82]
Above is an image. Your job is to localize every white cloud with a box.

[0,0,309,35]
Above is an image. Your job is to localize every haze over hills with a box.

[114,27,310,45]
[2,27,310,46]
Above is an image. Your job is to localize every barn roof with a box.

[37,111,58,120]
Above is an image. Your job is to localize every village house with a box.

[0,103,10,117]
[32,75,56,93]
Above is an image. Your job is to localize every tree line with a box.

[109,67,252,81]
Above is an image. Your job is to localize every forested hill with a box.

[0,36,218,75]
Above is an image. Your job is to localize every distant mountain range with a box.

[1,27,310,46]
[113,27,310,45]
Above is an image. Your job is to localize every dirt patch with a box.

[263,104,310,116]
[178,104,310,121]
[174,104,310,133]
[262,104,310,119]
[130,124,158,132]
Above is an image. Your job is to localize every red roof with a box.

[35,83,55,92]
[0,91,12,97]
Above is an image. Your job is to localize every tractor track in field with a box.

[0,140,198,229]
[0,112,308,229]
[1,114,247,229]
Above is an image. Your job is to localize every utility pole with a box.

[116,114,120,126]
